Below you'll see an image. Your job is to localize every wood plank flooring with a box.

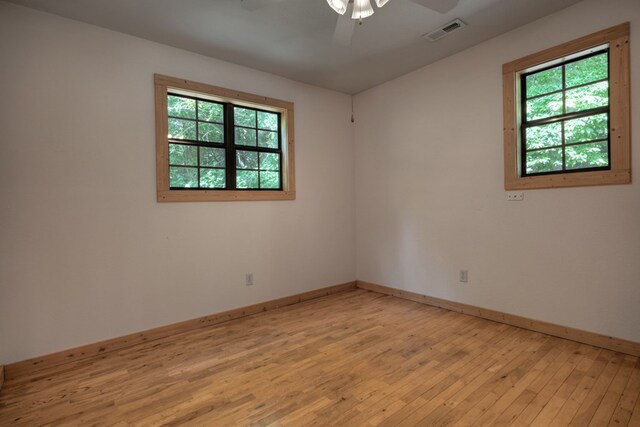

[0,289,639,426]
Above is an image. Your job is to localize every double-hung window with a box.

[503,23,630,190]
[155,75,295,201]
[521,49,609,175]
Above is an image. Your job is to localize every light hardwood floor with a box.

[1,289,639,426]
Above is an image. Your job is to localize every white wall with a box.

[2,0,639,367]
[0,2,356,364]
[355,0,640,343]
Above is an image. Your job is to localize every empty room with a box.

[0,0,639,425]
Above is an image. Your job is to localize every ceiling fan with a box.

[240,0,460,46]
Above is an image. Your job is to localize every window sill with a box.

[505,169,630,190]
[157,189,296,202]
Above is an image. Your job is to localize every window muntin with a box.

[520,49,610,176]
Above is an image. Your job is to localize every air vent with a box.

[423,19,467,42]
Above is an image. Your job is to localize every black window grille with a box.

[520,49,610,176]
[167,93,282,190]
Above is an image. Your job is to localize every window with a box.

[503,23,630,190]
[155,75,295,201]
[522,50,609,175]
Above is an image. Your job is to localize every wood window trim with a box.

[503,23,631,190]
[155,74,296,202]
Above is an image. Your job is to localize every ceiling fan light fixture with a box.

[352,0,375,20]
[375,0,390,7]
[326,0,348,15]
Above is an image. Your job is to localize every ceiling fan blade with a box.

[332,6,356,47]
[240,0,284,11]
[409,0,459,13]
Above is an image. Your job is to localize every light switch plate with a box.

[507,192,524,201]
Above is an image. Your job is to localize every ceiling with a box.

[6,0,584,94]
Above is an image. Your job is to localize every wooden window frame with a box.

[155,74,296,202]
[503,23,631,190]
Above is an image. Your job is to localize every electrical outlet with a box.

[245,273,254,286]
[459,270,469,283]
[507,191,524,201]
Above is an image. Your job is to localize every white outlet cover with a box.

[459,270,468,283]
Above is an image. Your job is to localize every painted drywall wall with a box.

[355,0,640,342]
[0,2,356,364]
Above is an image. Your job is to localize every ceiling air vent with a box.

[423,19,467,42]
